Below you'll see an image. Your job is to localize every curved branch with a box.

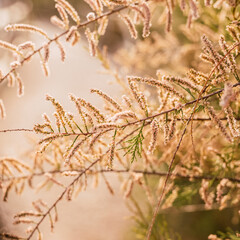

[0,6,127,85]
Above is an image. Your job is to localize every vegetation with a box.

[0,0,240,239]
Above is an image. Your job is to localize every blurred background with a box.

[0,1,239,240]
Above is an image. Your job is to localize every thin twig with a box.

[26,157,101,240]
[2,168,240,184]
[160,203,240,214]
[0,128,33,133]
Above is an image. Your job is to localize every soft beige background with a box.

[0,12,130,240]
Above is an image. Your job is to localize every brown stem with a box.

[0,128,33,133]
[1,115,239,134]
[2,168,240,184]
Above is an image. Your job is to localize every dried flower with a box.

[55,38,66,62]
[91,89,122,112]
[78,97,105,122]
[0,40,23,56]
[5,24,49,39]
[16,73,24,97]
[55,0,80,25]
[128,79,146,111]
[219,35,237,73]
[119,14,137,39]
[201,35,225,74]
[122,95,132,108]
[51,16,66,29]
[189,0,199,19]
[225,106,239,137]
[124,179,134,198]
[166,9,172,32]
[163,75,200,92]
[66,26,78,42]
[43,44,50,63]
[206,104,233,142]
[226,25,239,42]
[109,111,137,122]
[10,61,21,70]
[64,136,88,164]
[107,136,116,169]
[85,28,98,57]
[87,12,96,21]
[56,3,69,29]
[0,99,6,119]
[128,76,186,100]
[220,83,235,108]
[93,123,117,132]
[141,2,151,38]
[147,119,159,154]
[98,17,108,36]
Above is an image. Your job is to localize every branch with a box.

[0,128,33,133]
[1,83,239,135]
[2,168,240,184]
[166,117,240,121]
[159,203,240,214]
[122,81,240,128]
[26,157,101,240]
[0,6,127,85]
[25,120,133,239]
[146,41,240,239]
